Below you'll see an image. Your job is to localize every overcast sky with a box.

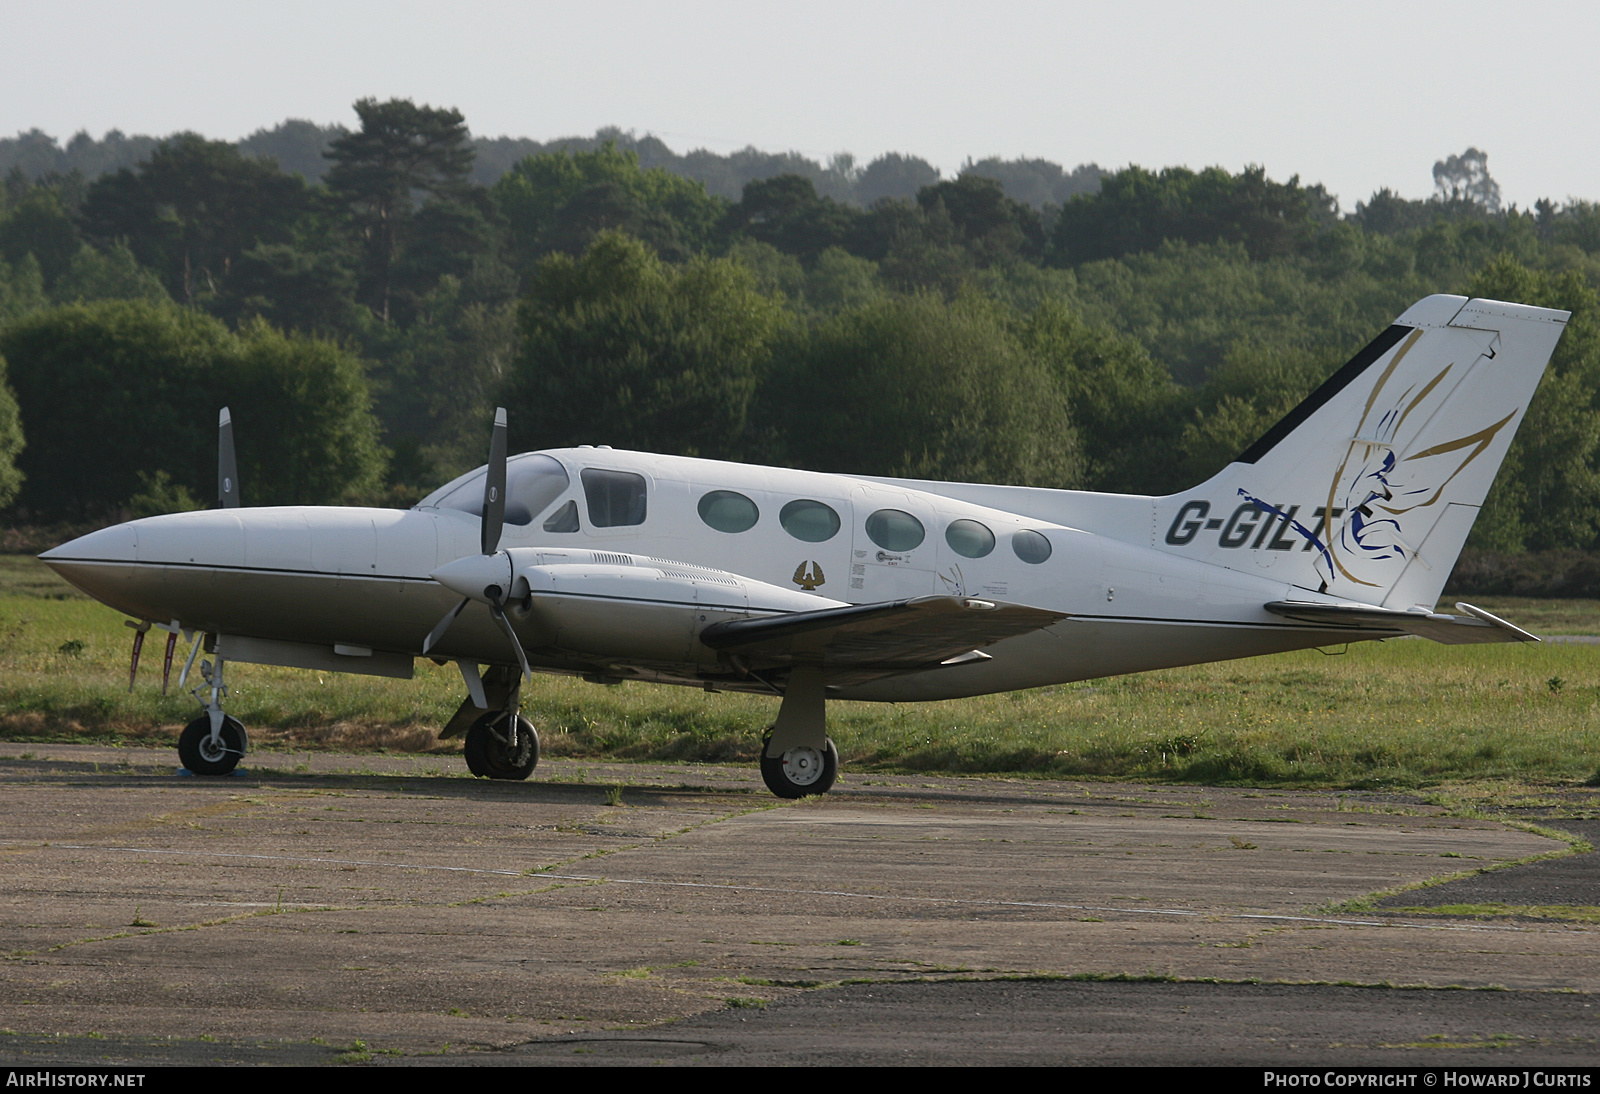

[5,0,1595,211]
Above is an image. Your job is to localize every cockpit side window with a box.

[581,468,648,527]
[542,499,580,533]
[434,454,570,526]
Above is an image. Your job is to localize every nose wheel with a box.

[178,714,247,776]
[464,711,539,780]
[759,732,838,799]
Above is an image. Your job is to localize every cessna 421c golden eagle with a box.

[41,295,1566,797]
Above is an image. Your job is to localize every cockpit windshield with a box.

[428,453,571,526]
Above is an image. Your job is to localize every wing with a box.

[1264,600,1538,645]
[701,595,1068,685]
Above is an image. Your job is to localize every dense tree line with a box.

[2,101,1600,563]
[2,122,1106,206]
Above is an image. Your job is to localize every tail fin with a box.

[1154,295,1568,609]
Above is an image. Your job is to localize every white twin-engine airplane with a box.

[41,294,1566,797]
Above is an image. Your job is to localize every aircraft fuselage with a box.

[43,448,1357,703]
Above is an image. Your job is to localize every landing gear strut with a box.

[177,644,248,776]
[759,664,838,798]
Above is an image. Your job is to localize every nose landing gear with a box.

[176,644,248,777]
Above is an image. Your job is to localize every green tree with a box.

[804,247,882,312]
[1433,148,1502,212]
[220,320,387,506]
[0,184,82,288]
[494,144,726,270]
[221,238,361,336]
[1021,302,1179,492]
[0,350,25,509]
[80,135,310,303]
[0,254,48,325]
[853,152,941,205]
[325,98,475,321]
[771,293,1081,487]
[1466,255,1600,551]
[372,276,519,490]
[505,232,788,458]
[1,301,226,516]
[50,243,169,305]
[725,175,864,262]
[0,301,384,517]
[1051,165,1335,266]
[915,175,1045,266]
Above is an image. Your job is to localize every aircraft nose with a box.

[430,552,513,605]
[38,522,142,604]
[40,523,139,566]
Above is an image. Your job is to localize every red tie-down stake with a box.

[161,631,178,694]
[125,620,152,693]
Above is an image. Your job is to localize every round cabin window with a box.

[945,519,995,559]
[865,509,925,552]
[780,499,842,543]
[1012,529,1053,564]
[697,490,759,533]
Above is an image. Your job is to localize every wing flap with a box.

[1265,600,1538,645]
[701,595,1068,672]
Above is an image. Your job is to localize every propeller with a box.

[421,408,531,678]
[218,407,241,508]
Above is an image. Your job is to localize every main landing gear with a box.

[760,732,838,799]
[444,663,540,782]
[177,648,249,776]
[759,665,838,799]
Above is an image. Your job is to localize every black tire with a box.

[178,715,247,776]
[463,728,494,778]
[759,732,838,799]
[464,712,538,781]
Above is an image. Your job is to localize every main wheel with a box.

[464,712,539,781]
[759,732,838,799]
[178,715,247,776]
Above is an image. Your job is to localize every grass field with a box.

[3,554,1598,789]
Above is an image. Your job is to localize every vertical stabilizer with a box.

[1153,295,1568,608]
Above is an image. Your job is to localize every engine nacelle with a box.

[503,549,842,663]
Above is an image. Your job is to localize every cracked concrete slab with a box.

[1,743,1595,1064]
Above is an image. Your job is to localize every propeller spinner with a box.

[422,408,531,678]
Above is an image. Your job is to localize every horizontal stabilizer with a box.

[1264,600,1538,645]
[702,596,1067,672]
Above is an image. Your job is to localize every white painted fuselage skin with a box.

[41,446,1359,703]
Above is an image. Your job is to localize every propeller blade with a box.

[422,597,469,655]
[481,407,507,555]
[488,601,532,680]
[218,407,241,508]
